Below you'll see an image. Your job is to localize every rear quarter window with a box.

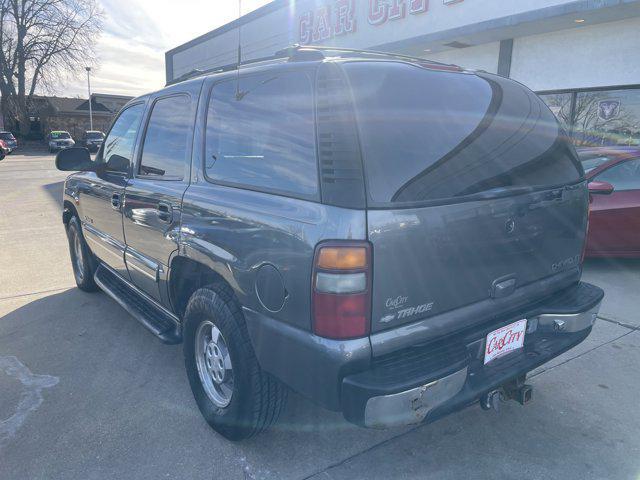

[344,61,583,205]
[204,70,318,199]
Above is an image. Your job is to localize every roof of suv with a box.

[124,46,470,112]
[168,45,465,86]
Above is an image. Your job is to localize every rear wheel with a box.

[66,216,99,292]
[183,284,287,441]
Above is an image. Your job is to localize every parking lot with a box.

[1,148,639,480]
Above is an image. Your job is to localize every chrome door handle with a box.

[157,202,173,223]
[111,193,121,210]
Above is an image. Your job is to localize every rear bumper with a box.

[342,282,603,428]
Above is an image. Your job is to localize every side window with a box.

[138,95,192,179]
[596,159,640,191]
[100,103,145,173]
[205,71,318,198]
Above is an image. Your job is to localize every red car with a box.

[0,139,8,160]
[579,147,640,258]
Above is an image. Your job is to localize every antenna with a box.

[236,0,242,100]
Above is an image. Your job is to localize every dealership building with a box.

[166,0,640,146]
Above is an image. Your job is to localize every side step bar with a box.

[94,264,182,344]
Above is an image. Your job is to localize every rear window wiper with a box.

[466,184,577,201]
[460,186,536,200]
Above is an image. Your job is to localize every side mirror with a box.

[55,147,95,172]
[588,181,614,195]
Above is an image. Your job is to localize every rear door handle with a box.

[157,202,173,223]
[111,193,121,210]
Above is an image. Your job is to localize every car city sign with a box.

[299,0,437,45]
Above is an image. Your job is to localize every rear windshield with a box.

[51,132,71,139]
[344,62,583,205]
[0,132,14,140]
[86,132,104,139]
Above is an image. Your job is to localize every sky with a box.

[63,0,272,98]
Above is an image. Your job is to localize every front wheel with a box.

[183,284,287,441]
[66,216,99,292]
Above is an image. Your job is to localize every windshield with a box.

[0,132,15,140]
[51,132,71,139]
[345,61,583,205]
[579,155,614,173]
[86,132,104,139]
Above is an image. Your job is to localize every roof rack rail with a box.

[167,44,462,86]
[285,44,460,69]
[166,52,290,85]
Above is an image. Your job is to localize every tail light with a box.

[312,241,371,339]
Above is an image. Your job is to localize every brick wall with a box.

[42,114,114,140]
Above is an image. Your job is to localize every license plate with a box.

[484,319,527,365]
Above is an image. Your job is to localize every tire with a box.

[66,216,99,292]
[183,284,287,441]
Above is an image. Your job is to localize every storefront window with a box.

[539,92,572,132]
[572,89,640,147]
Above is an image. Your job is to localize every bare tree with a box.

[0,0,103,135]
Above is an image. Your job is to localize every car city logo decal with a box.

[598,100,620,121]
[485,325,525,359]
[385,295,409,310]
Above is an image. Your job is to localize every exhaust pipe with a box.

[480,390,503,411]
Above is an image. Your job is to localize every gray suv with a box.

[55,47,604,441]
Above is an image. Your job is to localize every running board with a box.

[94,264,181,344]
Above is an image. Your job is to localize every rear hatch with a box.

[343,61,587,333]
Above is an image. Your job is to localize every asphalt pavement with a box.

[1,148,639,480]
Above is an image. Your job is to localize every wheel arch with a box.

[168,255,238,319]
[62,200,78,226]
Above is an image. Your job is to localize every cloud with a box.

[63,32,166,97]
[53,0,272,97]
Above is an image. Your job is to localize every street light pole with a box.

[85,66,93,131]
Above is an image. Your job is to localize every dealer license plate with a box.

[484,319,527,365]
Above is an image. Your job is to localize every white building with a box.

[166,0,640,146]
